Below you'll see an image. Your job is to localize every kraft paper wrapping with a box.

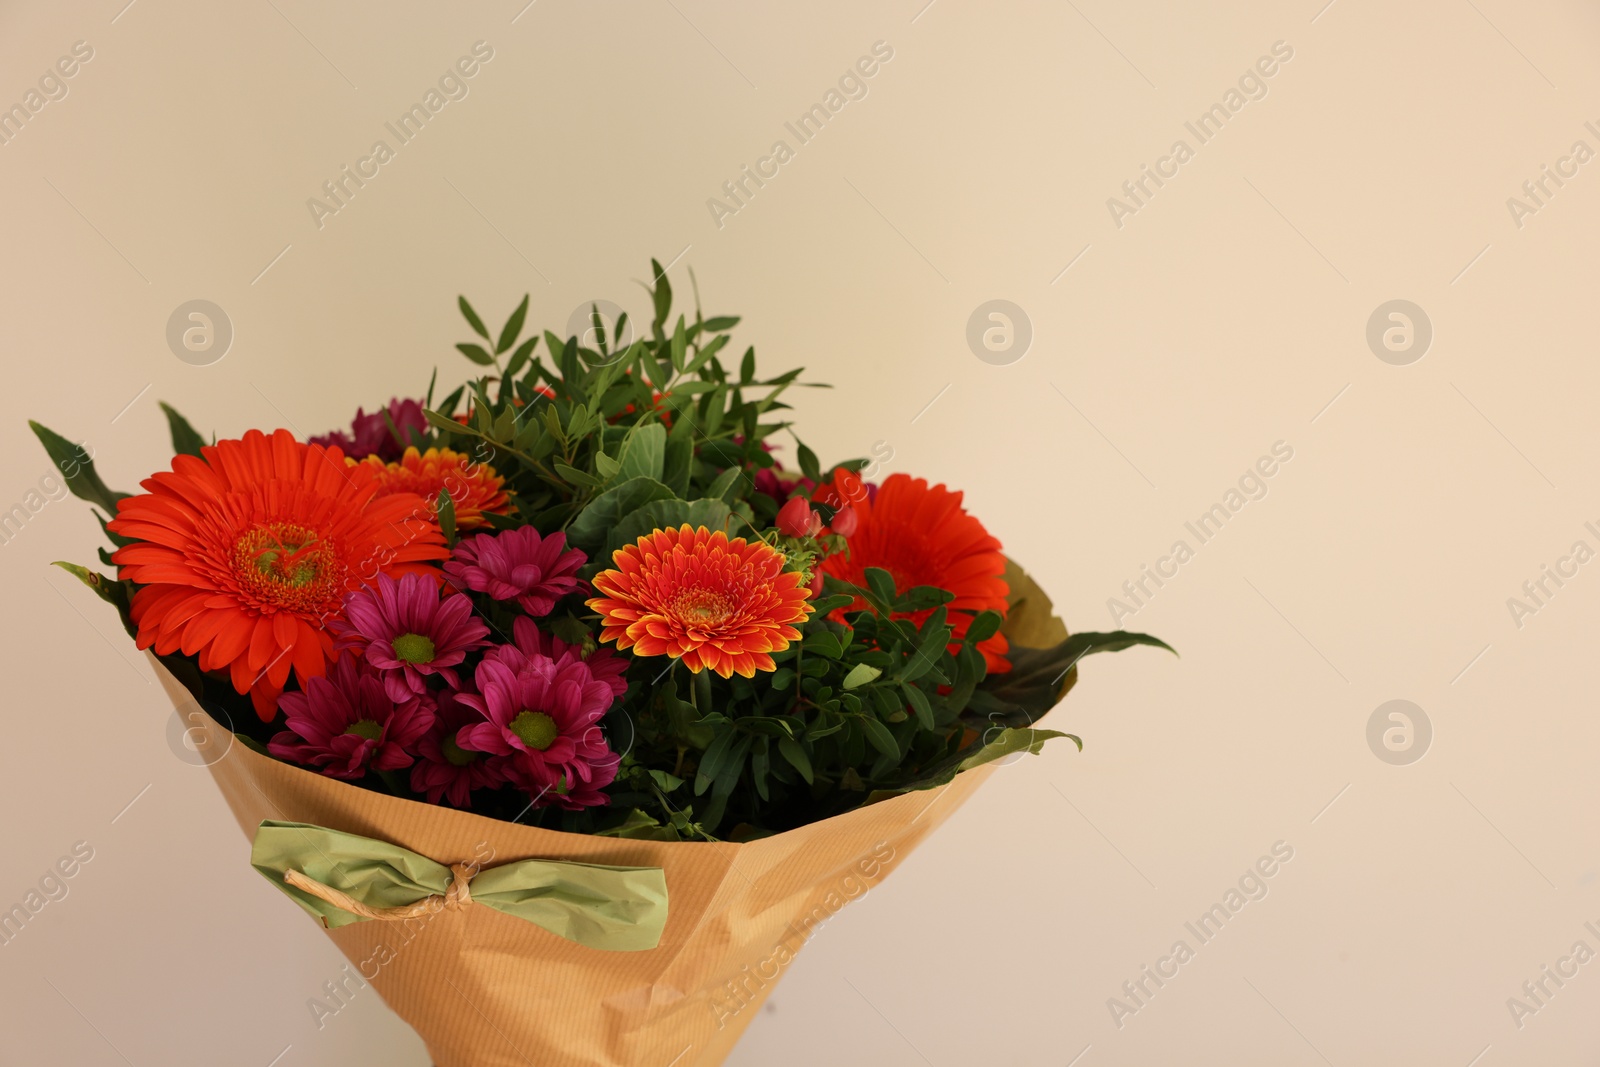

[150,562,1069,1067]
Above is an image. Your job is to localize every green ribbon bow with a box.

[251,821,668,952]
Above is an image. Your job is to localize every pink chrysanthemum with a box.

[409,686,507,807]
[444,527,587,617]
[268,654,434,780]
[455,651,619,810]
[484,616,629,701]
[332,572,490,702]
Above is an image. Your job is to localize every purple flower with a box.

[310,398,428,462]
[444,527,587,617]
[455,651,619,810]
[332,573,491,702]
[269,654,434,779]
[409,686,507,807]
[484,616,629,700]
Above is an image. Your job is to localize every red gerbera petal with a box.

[108,428,449,719]
[816,471,1012,673]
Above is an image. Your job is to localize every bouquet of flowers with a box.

[33,261,1170,1067]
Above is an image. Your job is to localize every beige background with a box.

[3,0,1598,1063]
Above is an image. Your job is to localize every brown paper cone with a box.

[152,563,1068,1067]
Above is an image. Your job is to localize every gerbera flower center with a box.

[391,632,437,664]
[672,587,736,629]
[509,711,559,751]
[233,523,346,614]
[441,732,478,766]
[344,719,383,741]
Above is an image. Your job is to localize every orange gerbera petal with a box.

[585,525,813,679]
[108,428,448,719]
[353,446,511,531]
[816,471,1012,673]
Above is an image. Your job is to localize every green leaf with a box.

[617,423,666,482]
[901,682,934,729]
[565,477,675,552]
[865,567,898,606]
[703,315,740,332]
[983,630,1176,725]
[959,726,1077,771]
[842,663,882,690]
[859,715,899,759]
[496,294,529,354]
[796,442,821,483]
[435,488,456,546]
[553,462,602,489]
[704,465,745,503]
[648,769,685,793]
[777,736,813,783]
[965,610,1003,645]
[649,259,672,332]
[608,498,733,556]
[739,347,756,384]
[670,315,687,372]
[504,336,538,381]
[29,421,127,516]
[694,727,737,795]
[594,450,622,482]
[158,402,207,458]
[459,296,491,340]
[51,561,135,635]
[457,343,495,366]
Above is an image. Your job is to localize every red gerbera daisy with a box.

[107,429,448,719]
[816,470,1011,673]
[586,525,813,678]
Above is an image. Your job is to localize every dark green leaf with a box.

[617,423,666,482]
[496,294,529,354]
[796,442,821,483]
[566,477,675,552]
[865,567,898,606]
[901,682,934,729]
[777,736,813,783]
[457,343,495,366]
[459,296,491,340]
[860,715,899,759]
[158,402,207,458]
[29,421,127,516]
[608,498,733,556]
[504,336,538,380]
[435,488,456,546]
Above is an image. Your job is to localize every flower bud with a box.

[776,496,820,538]
[828,506,858,538]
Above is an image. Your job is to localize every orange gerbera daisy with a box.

[816,470,1012,674]
[107,429,448,720]
[586,525,813,678]
[354,446,511,530]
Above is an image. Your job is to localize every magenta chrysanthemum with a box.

[332,572,490,702]
[310,397,428,462]
[484,616,629,701]
[455,649,619,810]
[409,686,507,807]
[444,527,587,616]
[268,654,434,779]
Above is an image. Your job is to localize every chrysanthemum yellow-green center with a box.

[392,632,436,664]
[510,711,559,751]
[441,733,477,766]
[345,719,382,741]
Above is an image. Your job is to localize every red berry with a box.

[776,496,819,538]
[828,506,858,538]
